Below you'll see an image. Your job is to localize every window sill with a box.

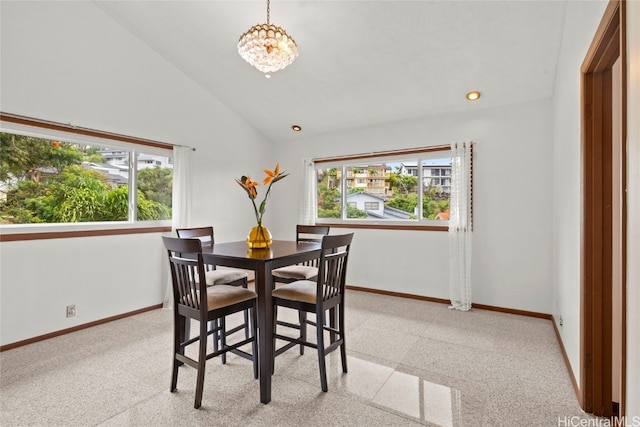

[0,221,171,242]
[315,221,448,232]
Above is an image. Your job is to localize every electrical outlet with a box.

[66,304,76,318]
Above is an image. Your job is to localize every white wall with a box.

[0,234,167,345]
[0,1,272,346]
[550,0,640,416]
[625,0,640,419]
[273,99,554,313]
[551,0,609,390]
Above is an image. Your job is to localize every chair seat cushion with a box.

[204,269,248,286]
[271,280,317,304]
[206,285,256,310]
[272,265,318,280]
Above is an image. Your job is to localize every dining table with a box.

[200,239,322,404]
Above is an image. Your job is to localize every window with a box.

[315,145,463,227]
[0,126,173,226]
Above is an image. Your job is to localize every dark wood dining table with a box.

[200,239,322,404]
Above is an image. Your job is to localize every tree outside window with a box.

[0,132,172,224]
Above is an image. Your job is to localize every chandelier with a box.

[237,0,298,76]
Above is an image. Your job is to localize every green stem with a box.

[258,182,274,219]
[251,198,261,223]
[257,222,268,243]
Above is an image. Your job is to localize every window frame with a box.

[0,113,175,240]
[314,145,469,231]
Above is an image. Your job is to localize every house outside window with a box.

[315,146,458,225]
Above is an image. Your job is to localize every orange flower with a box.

[245,177,258,198]
[263,163,280,185]
[236,164,288,225]
[235,175,259,199]
[51,141,61,148]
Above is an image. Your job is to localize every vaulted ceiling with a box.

[95,1,567,142]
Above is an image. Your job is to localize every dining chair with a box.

[176,226,250,363]
[271,225,330,285]
[271,232,354,392]
[162,236,258,409]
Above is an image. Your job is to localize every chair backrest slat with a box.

[321,250,348,301]
[163,236,207,314]
[316,233,354,303]
[171,255,201,309]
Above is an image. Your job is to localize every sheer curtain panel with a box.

[299,158,316,225]
[163,146,194,307]
[448,141,472,311]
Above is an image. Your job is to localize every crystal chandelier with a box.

[237,0,298,76]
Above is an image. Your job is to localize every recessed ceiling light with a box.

[292,125,302,132]
[466,91,481,101]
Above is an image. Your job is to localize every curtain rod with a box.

[313,144,454,164]
[0,112,195,151]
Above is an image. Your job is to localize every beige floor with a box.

[1,290,601,426]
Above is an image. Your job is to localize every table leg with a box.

[256,263,273,404]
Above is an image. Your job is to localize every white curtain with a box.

[171,146,194,232]
[163,146,194,307]
[299,158,316,225]
[448,141,472,311]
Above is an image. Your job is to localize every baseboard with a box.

[346,285,552,319]
[551,314,582,407]
[346,285,451,305]
[0,303,164,352]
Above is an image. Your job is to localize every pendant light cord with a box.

[266,0,270,24]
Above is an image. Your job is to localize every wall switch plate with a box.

[66,304,76,318]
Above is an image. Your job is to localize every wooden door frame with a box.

[581,0,627,418]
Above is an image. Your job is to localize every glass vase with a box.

[246,223,272,249]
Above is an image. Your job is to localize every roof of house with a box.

[436,210,450,220]
[346,192,386,202]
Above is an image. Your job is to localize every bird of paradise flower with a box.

[236,164,289,244]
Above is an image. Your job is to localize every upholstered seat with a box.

[204,269,249,286]
[202,285,256,310]
[272,225,330,285]
[272,266,319,281]
[271,280,318,304]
